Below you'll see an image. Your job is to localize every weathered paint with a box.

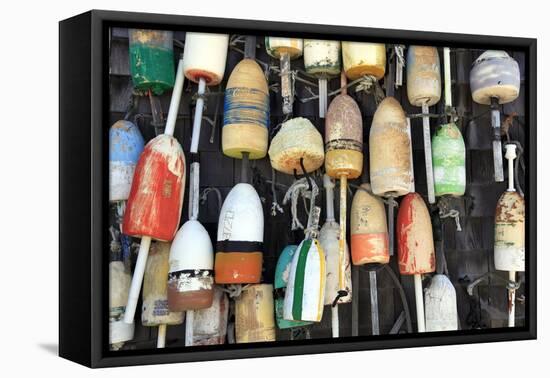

[182,33,229,85]
[432,123,466,197]
[325,93,363,179]
[397,193,436,275]
[319,221,352,305]
[109,261,134,346]
[494,191,525,272]
[215,183,264,283]
[268,117,325,174]
[369,97,414,197]
[425,274,458,332]
[341,42,386,81]
[128,29,175,95]
[274,245,313,329]
[122,134,185,241]
[265,37,303,59]
[168,220,214,311]
[470,50,520,105]
[142,241,184,326]
[222,59,270,159]
[235,284,276,343]
[406,46,441,107]
[109,120,145,202]
[190,286,229,345]
[303,40,341,77]
[283,239,326,322]
[350,183,390,265]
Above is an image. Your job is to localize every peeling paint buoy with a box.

[222,59,270,159]
[187,286,229,346]
[215,183,264,284]
[235,284,276,343]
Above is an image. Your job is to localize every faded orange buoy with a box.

[369,97,414,197]
[397,193,435,275]
[350,183,389,265]
[268,117,324,175]
[222,59,270,159]
[235,284,276,343]
[342,42,386,81]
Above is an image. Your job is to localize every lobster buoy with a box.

[424,274,458,332]
[222,59,270,159]
[470,50,520,105]
[188,286,229,346]
[342,42,386,81]
[167,220,214,311]
[128,29,175,95]
[182,32,229,86]
[304,39,341,118]
[369,97,414,197]
[406,46,441,107]
[122,134,186,242]
[215,183,264,284]
[283,238,326,322]
[109,120,144,202]
[142,242,184,326]
[268,117,325,175]
[432,123,466,197]
[495,191,525,272]
[235,284,276,343]
[397,192,435,332]
[109,247,134,347]
[274,245,313,329]
[350,183,389,265]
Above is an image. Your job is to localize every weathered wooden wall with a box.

[109,28,526,349]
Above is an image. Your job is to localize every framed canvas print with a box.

[59,9,536,368]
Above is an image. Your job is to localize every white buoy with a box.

[425,274,458,331]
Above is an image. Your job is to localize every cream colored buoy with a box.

[109,255,134,349]
[266,37,303,114]
[268,117,325,175]
[350,183,389,265]
[142,241,184,348]
[425,274,458,332]
[215,183,264,284]
[304,40,341,118]
[235,284,276,343]
[186,286,229,346]
[342,42,386,81]
[222,59,270,159]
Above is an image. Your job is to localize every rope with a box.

[355,75,386,105]
[221,284,250,298]
[270,168,284,216]
[282,177,319,232]
[200,187,223,213]
[394,45,405,69]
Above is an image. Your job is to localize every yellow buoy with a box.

[268,117,324,175]
[235,284,276,343]
[342,42,386,81]
[222,59,270,159]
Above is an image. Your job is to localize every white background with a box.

[0,0,545,375]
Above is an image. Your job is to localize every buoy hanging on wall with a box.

[341,42,386,81]
[274,245,313,329]
[128,29,175,95]
[397,192,436,332]
[235,284,276,343]
[432,123,466,197]
[187,286,229,346]
[215,183,264,284]
[222,58,270,159]
[424,274,458,331]
[109,120,145,202]
[268,117,325,175]
[265,37,303,115]
[470,50,520,182]
[142,241,184,347]
[350,183,389,266]
[406,45,441,204]
[304,40,341,118]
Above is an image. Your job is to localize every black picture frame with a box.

[59,9,537,368]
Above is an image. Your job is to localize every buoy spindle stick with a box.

[164,58,186,137]
[388,197,395,257]
[123,236,152,323]
[422,102,435,204]
[157,324,167,348]
[369,270,380,335]
[185,310,194,346]
[319,78,328,118]
[505,144,517,192]
[331,307,339,338]
[490,97,504,182]
[281,52,293,114]
[508,271,516,327]
[444,47,452,109]
[338,174,348,293]
[190,78,207,153]
[414,274,426,332]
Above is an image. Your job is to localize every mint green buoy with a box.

[432,122,466,197]
[128,29,175,95]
